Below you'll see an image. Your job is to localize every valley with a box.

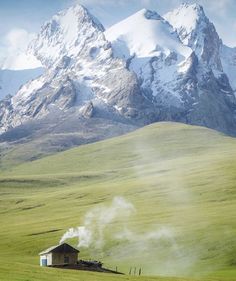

[0,122,236,280]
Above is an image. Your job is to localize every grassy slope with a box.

[0,122,236,281]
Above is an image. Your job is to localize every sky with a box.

[0,0,236,66]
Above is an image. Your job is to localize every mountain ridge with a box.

[0,2,236,159]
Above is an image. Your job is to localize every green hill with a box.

[1,122,236,281]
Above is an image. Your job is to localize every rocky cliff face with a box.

[164,3,236,133]
[0,4,152,134]
[105,4,236,134]
[0,3,236,140]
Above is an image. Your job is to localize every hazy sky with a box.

[0,0,235,64]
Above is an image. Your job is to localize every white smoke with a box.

[60,226,92,248]
[60,196,135,248]
[115,226,176,243]
[59,196,189,275]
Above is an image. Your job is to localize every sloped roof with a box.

[39,243,79,255]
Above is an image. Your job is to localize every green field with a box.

[1,122,236,281]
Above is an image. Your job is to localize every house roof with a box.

[39,243,80,255]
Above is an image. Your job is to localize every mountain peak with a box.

[181,2,204,12]
[62,4,105,32]
[180,2,207,20]
[165,2,222,70]
[0,2,236,140]
[30,3,106,67]
[105,8,190,59]
[164,2,207,38]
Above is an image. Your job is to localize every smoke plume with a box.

[60,196,135,248]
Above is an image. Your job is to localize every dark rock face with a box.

[81,102,94,118]
[167,53,236,135]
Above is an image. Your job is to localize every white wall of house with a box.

[40,253,52,266]
[47,253,52,266]
[40,255,47,266]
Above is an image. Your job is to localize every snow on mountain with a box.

[164,3,236,102]
[22,4,143,114]
[0,4,148,133]
[164,3,204,45]
[105,5,236,134]
[105,9,190,59]
[30,4,106,67]
[164,3,222,71]
[0,3,236,138]
[105,8,192,107]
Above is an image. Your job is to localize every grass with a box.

[0,122,236,281]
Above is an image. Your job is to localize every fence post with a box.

[139,268,142,276]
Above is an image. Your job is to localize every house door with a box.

[41,259,47,267]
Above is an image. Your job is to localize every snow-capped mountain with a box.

[105,4,236,134]
[164,3,236,96]
[164,3,236,91]
[105,9,192,108]
[0,4,151,133]
[0,2,236,147]
[165,3,222,70]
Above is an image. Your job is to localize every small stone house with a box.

[39,243,80,267]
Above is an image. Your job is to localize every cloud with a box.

[0,28,41,70]
[4,28,35,53]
